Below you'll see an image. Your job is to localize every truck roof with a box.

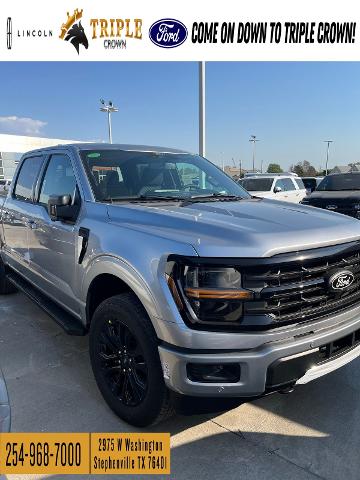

[20,143,191,156]
[244,172,298,178]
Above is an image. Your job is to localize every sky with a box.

[0,61,359,171]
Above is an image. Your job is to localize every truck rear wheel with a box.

[0,257,17,294]
[89,293,174,427]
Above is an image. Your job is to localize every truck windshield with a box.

[240,178,273,192]
[79,149,250,201]
[317,174,360,191]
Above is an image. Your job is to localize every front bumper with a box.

[158,305,360,397]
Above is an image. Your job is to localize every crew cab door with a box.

[2,155,45,278]
[281,178,299,203]
[273,179,289,201]
[25,152,81,316]
[294,178,307,202]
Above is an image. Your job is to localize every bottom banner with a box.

[0,432,170,475]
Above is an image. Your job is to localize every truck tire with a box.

[89,293,174,427]
[0,258,17,294]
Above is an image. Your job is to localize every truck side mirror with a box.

[274,186,282,193]
[48,194,75,221]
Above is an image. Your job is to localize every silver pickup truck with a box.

[1,143,360,427]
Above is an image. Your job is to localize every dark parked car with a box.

[301,173,360,218]
[301,177,324,195]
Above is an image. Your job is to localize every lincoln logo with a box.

[7,17,12,50]
[329,270,355,290]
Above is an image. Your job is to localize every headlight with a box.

[166,258,253,330]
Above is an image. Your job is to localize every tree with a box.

[302,160,317,176]
[291,160,318,177]
[290,163,304,176]
[267,163,283,173]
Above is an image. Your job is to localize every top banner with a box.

[1,0,360,61]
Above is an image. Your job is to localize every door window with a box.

[14,156,44,202]
[281,178,296,191]
[274,179,284,191]
[295,178,305,190]
[39,154,77,206]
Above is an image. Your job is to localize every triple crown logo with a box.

[59,9,88,54]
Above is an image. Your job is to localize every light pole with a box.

[199,62,206,157]
[249,135,259,172]
[100,99,118,144]
[324,140,333,175]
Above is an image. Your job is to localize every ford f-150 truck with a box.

[1,144,360,427]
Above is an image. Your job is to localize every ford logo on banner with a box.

[149,19,188,48]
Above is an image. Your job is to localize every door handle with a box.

[25,220,37,229]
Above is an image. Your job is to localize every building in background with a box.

[0,152,21,180]
[224,165,251,180]
[0,134,87,179]
[332,164,360,174]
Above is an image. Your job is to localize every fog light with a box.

[187,363,240,383]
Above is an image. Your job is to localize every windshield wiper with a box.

[136,195,183,202]
[182,193,245,205]
[102,193,245,204]
[190,193,243,199]
[102,195,183,203]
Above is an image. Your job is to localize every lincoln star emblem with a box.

[329,270,355,290]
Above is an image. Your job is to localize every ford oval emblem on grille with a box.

[329,270,355,290]
[149,19,188,48]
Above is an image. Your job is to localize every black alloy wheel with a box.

[98,319,147,407]
[89,293,174,427]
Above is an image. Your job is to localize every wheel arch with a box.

[83,255,161,328]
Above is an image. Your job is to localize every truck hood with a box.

[106,197,360,257]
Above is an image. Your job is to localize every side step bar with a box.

[6,271,87,336]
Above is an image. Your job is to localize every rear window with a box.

[317,174,360,191]
[14,156,44,202]
[302,178,316,190]
[240,178,273,192]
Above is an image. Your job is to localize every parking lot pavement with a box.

[1,292,360,480]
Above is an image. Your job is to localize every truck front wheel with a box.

[89,293,174,427]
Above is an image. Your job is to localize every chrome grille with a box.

[243,242,360,326]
